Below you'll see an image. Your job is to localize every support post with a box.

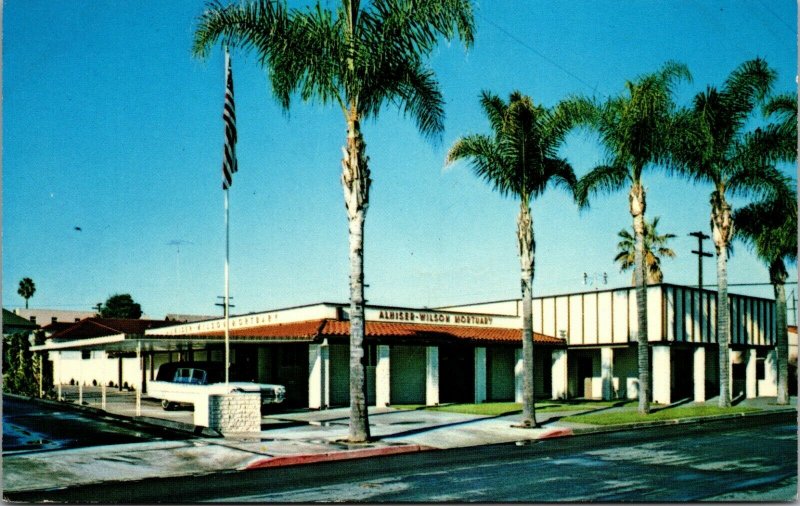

[601,347,615,400]
[136,343,142,416]
[375,345,391,407]
[693,347,706,402]
[102,383,107,410]
[514,348,523,403]
[551,349,568,400]
[652,345,671,405]
[425,346,439,406]
[762,348,778,396]
[308,342,330,409]
[474,347,487,403]
[745,348,757,399]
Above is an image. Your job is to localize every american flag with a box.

[222,50,238,190]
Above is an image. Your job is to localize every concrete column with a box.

[375,345,391,407]
[693,347,706,402]
[308,341,330,409]
[652,345,671,405]
[514,348,523,403]
[551,349,568,399]
[425,346,439,406]
[762,349,778,396]
[601,347,614,400]
[746,348,757,399]
[474,347,487,403]
[729,350,737,396]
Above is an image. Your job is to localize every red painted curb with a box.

[244,444,434,470]
[536,428,574,439]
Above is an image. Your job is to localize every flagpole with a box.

[223,47,231,387]
[224,186,230,386]
[221,46,237,387]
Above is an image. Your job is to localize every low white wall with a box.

[196,392,261,434]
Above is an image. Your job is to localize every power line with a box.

[754,0,795,36]
[476,12,607,98]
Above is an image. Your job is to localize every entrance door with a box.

[439,345,474,404]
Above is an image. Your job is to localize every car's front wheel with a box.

[161,400,177,410]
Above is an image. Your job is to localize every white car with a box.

[148,361,286,410]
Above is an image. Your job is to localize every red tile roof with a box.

[150,318,564,346]
[49,318,176,342]
[321,320,563,344]
[175,319,327,341]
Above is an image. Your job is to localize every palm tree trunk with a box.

[517,201,537,427]
[770,260,789,405]
[711,190,733,408]
[630,182,650,415]
[342,107,371,442]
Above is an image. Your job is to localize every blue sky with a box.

[4,0,797,319]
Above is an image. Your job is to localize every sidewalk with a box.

[3,395,796,494]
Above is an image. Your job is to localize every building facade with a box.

[36,283,780,408]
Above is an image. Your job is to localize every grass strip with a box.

[560,405,761,425]
[390,400,636,416]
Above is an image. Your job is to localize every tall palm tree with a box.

[734,177,796,405]
[193,0,474,442]
[575,61,691,415]
[615,216,676,285]
[734,93,797,406]
[17,278,36,309]
[446,91,579,427]
[671,58,784,408]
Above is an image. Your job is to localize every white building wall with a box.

[583,293,598,345]
[569,296,583,344]
[613,291,629,344]
[555,296,569,339]
[597,293,613,343]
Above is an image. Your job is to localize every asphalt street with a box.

[7,415,796,502]
[2,396,191,455]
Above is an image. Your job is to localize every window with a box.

[29,316,36,324]
[756,358,765,380]
[51,317,58,324]
[81,350,91,360]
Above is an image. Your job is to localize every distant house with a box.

[3,309,39,336]
[13,308,97,327]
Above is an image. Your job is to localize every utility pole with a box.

[215,296,235,316]
[689,231,712,290]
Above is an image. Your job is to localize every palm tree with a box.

[17,278,36,309]
[615,216,676,285]
[734,177,796,405]
[446,91,579,427]
[575,61,691,415]
[670,58,785,408]
[193,0,474,442]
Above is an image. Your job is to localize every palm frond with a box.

[721,57,776,130]
[575,164,628,208]
[734,178,797,266]
[479,90,508,135]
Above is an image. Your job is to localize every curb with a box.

[541,408,797,439]
[244,444,435,470]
